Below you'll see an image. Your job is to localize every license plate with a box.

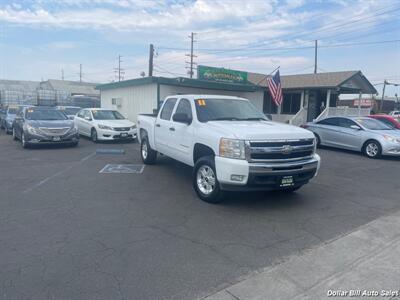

[53,137,61,141]
[280,175,294,187]
[120,133,128,138]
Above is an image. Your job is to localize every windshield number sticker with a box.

[197,99,206,106]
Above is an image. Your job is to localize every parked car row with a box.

[1,105,137,148]
[301,115,400,158]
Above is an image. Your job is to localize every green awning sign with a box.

[198,65,248,84]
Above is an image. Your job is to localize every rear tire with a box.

[193,156,224,204]
[141,137,157,164]
[21,132,29,149]
[363,140,381,159]
[12,128,18,140]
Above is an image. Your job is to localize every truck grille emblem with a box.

[282,145,292,154]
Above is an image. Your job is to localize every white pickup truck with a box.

[138,95,320,203]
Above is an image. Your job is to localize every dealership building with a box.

[97,66,377,125]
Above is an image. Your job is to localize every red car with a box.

[368,115,400,129]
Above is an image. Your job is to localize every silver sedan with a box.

[302,116,400,158]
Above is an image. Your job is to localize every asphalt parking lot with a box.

[1,133,400,300]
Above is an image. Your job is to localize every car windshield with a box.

[355,118,393,130]
[61,107,81,115]
[92,110,125,120]
[7,108,18,114]
[195,98,267,122]
[26,109,68,121]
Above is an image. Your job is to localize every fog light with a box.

[231,175,245,182]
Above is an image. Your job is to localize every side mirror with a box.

[84,116,92,121]
[172,113,192,124]
[350,125,361,130]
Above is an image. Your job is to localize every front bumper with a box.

[382,142,400,156]
[216,154,320,191]
[97,128,137,141]
[25,131,79,145]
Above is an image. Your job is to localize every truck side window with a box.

[175,99,192,118]
[160,98,177,120]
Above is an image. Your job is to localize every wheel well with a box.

[140,128,148,140]
[193,143,215,164]
[313,133,321,145]
[362,139,381,151]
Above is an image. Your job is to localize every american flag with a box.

[267,70,283,106]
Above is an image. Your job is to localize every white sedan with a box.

[74,109,137,142]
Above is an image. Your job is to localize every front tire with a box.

[91,128,98,143]
[141,137,157,164]
[12,127,18,140]
[363,140,381,159]
[193,156,224,204]
[21,132,29,149]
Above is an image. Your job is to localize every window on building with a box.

[160,98,177,120]
[111,98,117,105]
[281,93,301,115]
[263,92,278,114]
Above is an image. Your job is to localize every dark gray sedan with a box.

[12,107,79,148]
[302,116,400,158]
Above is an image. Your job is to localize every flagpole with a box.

[254,66,280,86]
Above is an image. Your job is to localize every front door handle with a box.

[156,124,161,127]
[169,127,175,131]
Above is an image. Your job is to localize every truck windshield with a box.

[195,98,267,122]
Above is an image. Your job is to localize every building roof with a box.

[248,71,377,94]
[41,79,100,96]
[0,79,40,92]
[96,76,265,92]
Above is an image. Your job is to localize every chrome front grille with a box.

[39,127,70,136]
[247,139,315,162]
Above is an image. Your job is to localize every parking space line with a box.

[22,152,96,194]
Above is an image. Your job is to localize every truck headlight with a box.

[98,124,113,130]
[219,138,245,160]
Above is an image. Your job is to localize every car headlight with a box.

[131,125,137,129]
[219,138,246,160]
[98,124,113,130]
[69,126,78,133]
[383,135,400,143]
[26,124,38,134]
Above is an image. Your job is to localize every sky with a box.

[0,0,399,97]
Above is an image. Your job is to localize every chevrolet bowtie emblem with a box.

[282,145,292,154]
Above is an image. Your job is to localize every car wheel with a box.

[193,156,224,204]
[12,127,18,140]
[363,140,381,159]
[91,128,98,143]
[314,134,321,147]
[21,132,29,149]
[141,137,157,164]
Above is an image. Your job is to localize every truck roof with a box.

[165,94,248,101]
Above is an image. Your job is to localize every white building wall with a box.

[159,85,264,111]
[100,83,157,122]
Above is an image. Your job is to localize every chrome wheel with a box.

[141,141,148,160]
[196,165,216,195]
[22,133,26,148]
[366,142,378,157]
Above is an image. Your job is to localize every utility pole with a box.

[314,40,318,74]
[185,32,197,78]
[380,80,387,113]
[61,69,64,81]
[149,44,154,77]
[79,64,82,83]
[113,55,125,82]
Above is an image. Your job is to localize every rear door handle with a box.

[169,127,175,131]
[156,124,161,127]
